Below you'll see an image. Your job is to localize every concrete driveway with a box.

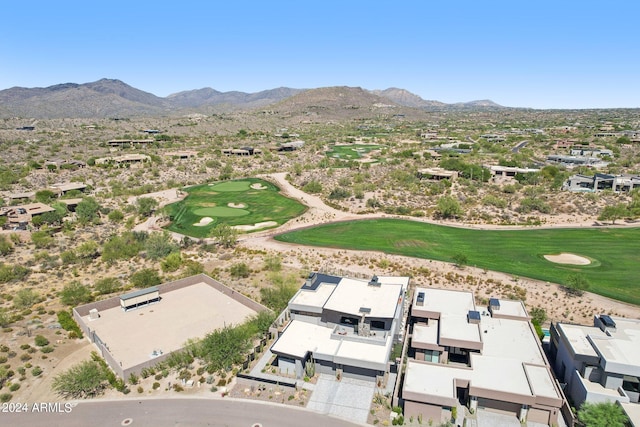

[307,373,375,425]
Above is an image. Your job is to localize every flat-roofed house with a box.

[550,315,640,409]
[270,272,409,384]
[401,288,565,426]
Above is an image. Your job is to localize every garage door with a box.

[477,398,521,417]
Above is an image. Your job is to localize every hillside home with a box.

[563,173,640,192]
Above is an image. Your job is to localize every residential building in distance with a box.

[400,288,565,426]
[270,272,409,384]
[107,139,155,148]
[222,147,262,156]
[546,154,608,169]
[95,154,151,166]
[549,315,640,408]
[563,173,640,193]
[0,203,56,230]
[416,168,458,181]
[277,140,305,151]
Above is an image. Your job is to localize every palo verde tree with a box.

[210,223,238,248]
[52,360,109,399]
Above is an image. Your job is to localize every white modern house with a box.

[401,288,565,426]
[270,272,409,384]
[550,315,640,407]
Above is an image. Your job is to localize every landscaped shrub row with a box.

[57,310,83,338]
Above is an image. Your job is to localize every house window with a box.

[623,376,640,393]
[370,320,385,330]
[340,316,359,326]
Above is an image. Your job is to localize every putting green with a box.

[163,178,307,238]
[208,181,252,192]
[193,207,250,217]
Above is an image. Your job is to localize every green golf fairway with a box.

[275,218,640,305]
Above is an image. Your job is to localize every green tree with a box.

[0,308,11,328]
[76,197,101,225]
[144,232,178,260]
[302,180,322,193]
[598,203,628,225]
[435,196,463,219]
[60,281,93,306]
[161,252,182,273]
[31,230,54,248]
[452,253,468,267]
[52,360,108,399]
[13,288,41,309]
[76,240,99,261]
[182,260,204,276]
[136,197,158,218]
[35,189,56,204]
[94,277,122,295]
[102,232,143,262]
[259,273,299,312]
[615,135,631,145]
[130,268,161,288]
[577,401,628,427]
[529,307,547,326]
[60,250,79,265]
[564,273,590,296]
[263,254,282,272]
[107,209,124,222]
[210,223,238,248]
[0,263,30,284]
[0,236,13,256]
[328,187,351,199]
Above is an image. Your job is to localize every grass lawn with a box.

[163,178,307,238]
[325,144,383,161]
[275,219,640,306]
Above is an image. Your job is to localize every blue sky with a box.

[1,1,638,109]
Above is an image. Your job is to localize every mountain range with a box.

[0,78,504,119]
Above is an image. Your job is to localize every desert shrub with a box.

[60,281,93,306]
[328,187,351,199]
[229,262,250,278]
[94,277,122,295]
[302,180,322,193]
[130,268,161,288]
[34,335,49,347]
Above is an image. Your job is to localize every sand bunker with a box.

[193,217,214,227]
[233,221,278,231]
[227,203,247,208]
[544,253,591,265]
[250,183,267,190]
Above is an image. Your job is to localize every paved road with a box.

[511,139,529,153]
[1,398,366,427]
